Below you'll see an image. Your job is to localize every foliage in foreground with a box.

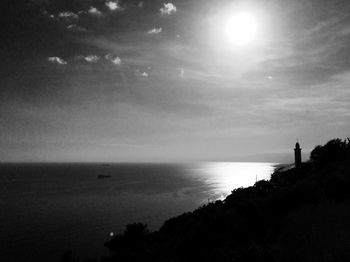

[77,138,350,262]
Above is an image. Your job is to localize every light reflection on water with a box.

[190,162,276,200]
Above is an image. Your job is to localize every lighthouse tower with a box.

[294,142,302,168]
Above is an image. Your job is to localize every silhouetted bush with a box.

[61,250,78,262]
[105,223,149,249]
[310,138,350,164]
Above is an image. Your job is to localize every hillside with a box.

[97,138,350,262]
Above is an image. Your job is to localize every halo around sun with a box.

[225,12,257,46]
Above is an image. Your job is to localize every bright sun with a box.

[225,12,257,46]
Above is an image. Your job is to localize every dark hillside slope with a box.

[102,138,350,262]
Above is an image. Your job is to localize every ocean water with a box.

[0,162,275,262]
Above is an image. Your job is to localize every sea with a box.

[0,162,276,262]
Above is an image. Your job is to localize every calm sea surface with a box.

[0,162,275,262]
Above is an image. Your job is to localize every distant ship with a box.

[97,174,112,179]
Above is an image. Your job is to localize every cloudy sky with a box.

[1,0,350,162]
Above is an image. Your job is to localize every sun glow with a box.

[225,12,258,46]
[204,162,275,199]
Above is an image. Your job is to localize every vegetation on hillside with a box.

[66,138,350,262]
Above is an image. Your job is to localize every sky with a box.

[1,0,350,162]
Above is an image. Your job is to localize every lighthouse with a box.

[294,142,302,168]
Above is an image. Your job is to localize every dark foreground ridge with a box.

[68,138,350,262]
